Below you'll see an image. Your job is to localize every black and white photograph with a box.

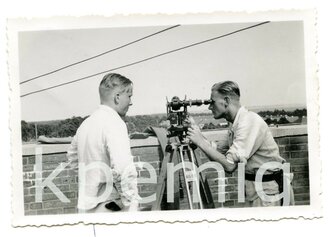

[7,11,320,226]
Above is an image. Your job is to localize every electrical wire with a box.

[21,21,270,98]
[20,24,181,85]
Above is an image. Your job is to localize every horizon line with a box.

[23,103,307,123]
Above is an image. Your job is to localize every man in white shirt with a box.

[187,81,293,207]
[67,73,139,213]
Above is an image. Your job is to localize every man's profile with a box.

[187,81,294,207]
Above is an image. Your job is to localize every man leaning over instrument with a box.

[187,81,294,207]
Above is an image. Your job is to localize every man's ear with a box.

[224,96,230,106]
[114,93,120,105]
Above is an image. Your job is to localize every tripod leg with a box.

[198,175,215,209]
[178,147,194,209]
[192,149,215,209]
[152,151,173,211]
[187,147,204,209]
[166,150,180,210]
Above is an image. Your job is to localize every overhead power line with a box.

[21,21,270,98]
[20,24,181,85]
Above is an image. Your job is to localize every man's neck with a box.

[101,101,116,111]
[227,105,241,123]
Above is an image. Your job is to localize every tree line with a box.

[257,108,307,117]
[21,115,167,142]
[21,116,87,142]
[21,108,307,142]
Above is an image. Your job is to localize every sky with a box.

[18,21,306,122]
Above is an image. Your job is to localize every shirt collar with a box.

[99,104,119,117]
[231,106,247,129]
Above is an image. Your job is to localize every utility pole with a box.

[35,123,38,143]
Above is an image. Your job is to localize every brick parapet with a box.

[22,125,309,214]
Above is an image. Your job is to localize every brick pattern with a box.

[131,134,309,210]
[22,134,309,215]
[191,135,310,208]
[132,146,161,210]
[199,135,310,207]
[22,153,78,215]
[276,135,310,205]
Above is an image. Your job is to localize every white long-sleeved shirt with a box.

[67,105,138,210]
[226,107,285,201]
[226,106,285,172]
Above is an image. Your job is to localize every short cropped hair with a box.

[99,73,132,100]
[212,81,240,99]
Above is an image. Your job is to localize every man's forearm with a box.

[197,139,237,172]
[118,167,139,207]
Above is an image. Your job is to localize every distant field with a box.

[21,108,306,142]
[190,114,227,126]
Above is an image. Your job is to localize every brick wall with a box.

[194,134,310,208]
[276,135,310,205]
[23,152,78,215]
[22,126,309,215]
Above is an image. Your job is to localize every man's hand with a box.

[128,200,139,212]
[121,200,139,212]
[185,116,199,129]
[186,116,207,146]
[186,126,206,147]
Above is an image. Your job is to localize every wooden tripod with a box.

[151,141,214,210]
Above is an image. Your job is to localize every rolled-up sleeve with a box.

[104,121,139,206]
[67,135,78,169]
[226,115,266,164]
